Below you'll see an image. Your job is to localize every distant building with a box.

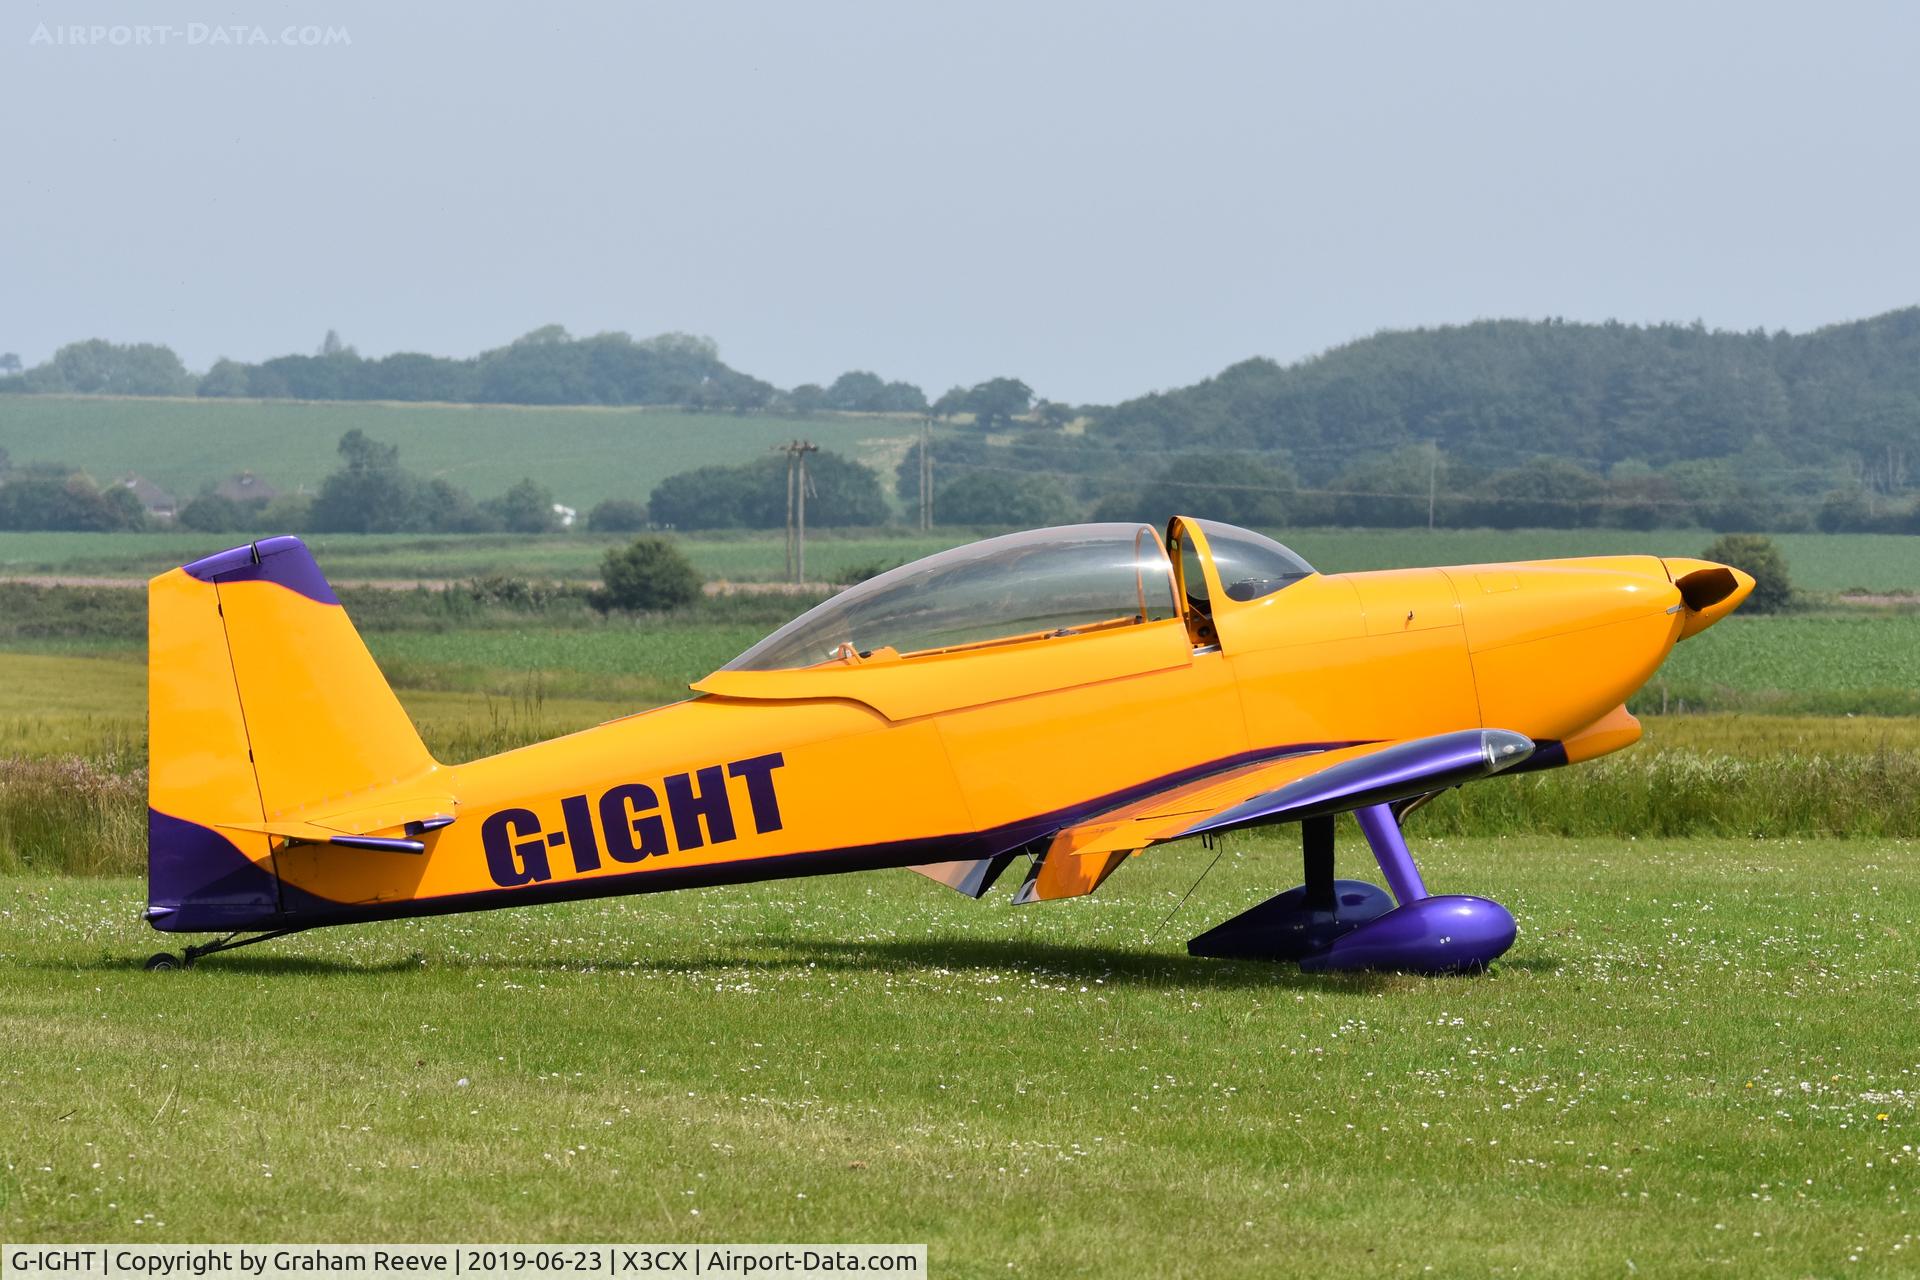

[215,470,280,505]
[117,473,178,523]
[553,502,577,529]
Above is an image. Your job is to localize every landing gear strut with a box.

[1187,805,1515,974]
[143,927,310,971]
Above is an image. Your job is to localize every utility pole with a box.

[778,439,819,584]
[784,445,797,581]
[919,418,933,531]
[1426,443,1439,531]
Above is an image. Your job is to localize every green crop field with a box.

[4,836,1918,1275]
[0,530,950,584]
[0,395,923,511]
[4,527,1919,596]
[1647,614,1920,714]
[5,522,1920,593]
[1279,528,1920,593]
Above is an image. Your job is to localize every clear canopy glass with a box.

[725,523,1180,671]
[1190,519,1316,601]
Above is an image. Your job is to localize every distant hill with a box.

[4,308,1917,533]
[1093,309,1920,490]
[0,397,923,514]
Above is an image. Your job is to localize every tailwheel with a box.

[143,926,310,970]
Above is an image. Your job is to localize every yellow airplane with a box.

[143,520,1751,974]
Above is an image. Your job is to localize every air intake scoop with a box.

[1662,558,1755,639]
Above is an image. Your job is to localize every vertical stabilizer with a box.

[146,537,438,931]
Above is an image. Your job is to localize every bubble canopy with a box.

[725,523,1191,672]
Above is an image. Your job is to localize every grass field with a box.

[3,835,1917,1275]
[3,527,1919,594]
[0,395,923,511]
[2,535,1916,1271]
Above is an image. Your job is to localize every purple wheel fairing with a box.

[1298,894,1517,975]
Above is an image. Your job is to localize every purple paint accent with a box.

[1355,803,1427,905]
[146,809,335,933]
[147,809,282,931]
[1188,879,1394,962]
[329,835,426,854]
[1178,729,1533,838]
[1299,895,1517,974]
[182,535,339,606]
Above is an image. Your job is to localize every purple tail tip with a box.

[181,536,338,606]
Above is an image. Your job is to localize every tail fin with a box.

[147,537,437,931]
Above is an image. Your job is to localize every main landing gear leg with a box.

[1186,806,1516,974]
[145,927,310,971]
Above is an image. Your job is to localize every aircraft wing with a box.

[1014,729,1533,904]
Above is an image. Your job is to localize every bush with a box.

[484,478,561,534]
[836,559,904,585]
[1135,453,1294,527]
[588,497,650,532]
[649,450,889,529]
[258,492,314,532]
[935,470,1074,527]
[0,473,145,531]
[178,493,249,533]
[594,536,703,612]
[1701,533,1793,612]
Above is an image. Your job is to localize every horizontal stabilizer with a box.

[215,795,456,853]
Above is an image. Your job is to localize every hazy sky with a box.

[4,1,1918,403]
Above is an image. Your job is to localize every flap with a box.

[1012,847,1132,904]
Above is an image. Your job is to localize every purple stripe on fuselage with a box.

[181,535,339,606]
[145,740,1371,935]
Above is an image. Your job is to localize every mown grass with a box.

[2,835,1917,1276]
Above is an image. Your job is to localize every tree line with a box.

[1084,312,1920,530]
[0,433,600,535]
[0,329,1063,423]
[7,308,1920,531]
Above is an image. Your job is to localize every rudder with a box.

[146,537,439,931]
